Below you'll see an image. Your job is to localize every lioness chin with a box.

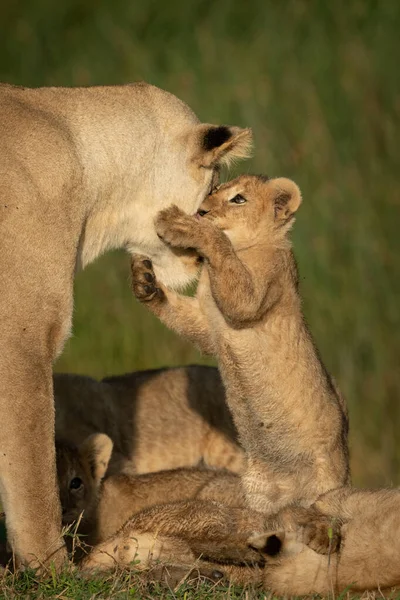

[132,174,350,514]
[0,81,251,568]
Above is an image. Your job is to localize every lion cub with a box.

[54,365,244,477]
[56,432,246,548]
[131,175,349,513]
[56,434,261,575]
[56,434,113,549]
[83,482,400,594]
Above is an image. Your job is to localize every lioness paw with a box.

[131,255,166,303]
[155,205,200,249]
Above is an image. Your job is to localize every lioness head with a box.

[197,175,302,249]
[127,103,253,289]
[56,434,113,527]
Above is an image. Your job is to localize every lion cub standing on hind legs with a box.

[132,174,350,513]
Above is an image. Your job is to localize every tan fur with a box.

[56,434,113,532]
[0,81,251,567]
[56,437,400,593]
[76,471,400,594]
[54,366,245,476]
[131,175,349,514]
[55,435,255,572]
[82,499,265,574]
[55,435,246,547]
[244,486,400,594]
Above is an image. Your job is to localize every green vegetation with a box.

[0,1,399,596]
[1,0,399,486]
[0,567,259,600]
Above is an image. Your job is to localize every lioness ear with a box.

[271,178,302,222]
[194,124,253,168]
[80,433,113,484]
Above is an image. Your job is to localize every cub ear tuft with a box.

[271,178,302,223]
[248,531,285,557]
[194,124,253,169]
[80,433,113,484]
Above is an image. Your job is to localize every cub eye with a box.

[229,194,246,204]
[69,477,83,490]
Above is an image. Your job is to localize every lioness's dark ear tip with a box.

[202,126,232,151]
[193,124,252,168]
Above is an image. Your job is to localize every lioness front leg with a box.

[156,206,280,326]
[131,255,215,355]
[0,355,66,569]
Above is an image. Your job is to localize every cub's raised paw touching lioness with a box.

[131,175,350,514]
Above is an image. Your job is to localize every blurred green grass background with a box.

[1,0,399,487]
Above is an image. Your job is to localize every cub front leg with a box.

[131,255,215,355]
[156,206,280,326]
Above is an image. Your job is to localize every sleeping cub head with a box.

[197,175,302,248]
[56,434,113,527]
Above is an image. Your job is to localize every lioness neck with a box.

[4,84,202,284]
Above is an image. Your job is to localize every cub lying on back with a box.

[54,365,244,476]
[132,175,350,513]
[83,473,400,594]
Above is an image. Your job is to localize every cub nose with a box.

[197,209,209,217]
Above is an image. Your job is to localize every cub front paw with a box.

[131,255,166,303]
[302,515,341,555]
[155,205,199,249]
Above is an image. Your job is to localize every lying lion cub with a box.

[84,481,400,594]
[57,434,400,593]
[131,175,350,513]
[56,434,245,547]
[54,365,244,476]
[55,433,261,573]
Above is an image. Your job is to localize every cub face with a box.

[56,434,113,526]
[197,175,302,248]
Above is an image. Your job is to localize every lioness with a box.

[131,175,350,513]
[0,81,251,567]
[54,365,245,476]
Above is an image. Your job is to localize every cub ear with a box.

[248,531,285,557]
[80,433,113,484]
[271,178,302,223]
[194,124,253,168]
